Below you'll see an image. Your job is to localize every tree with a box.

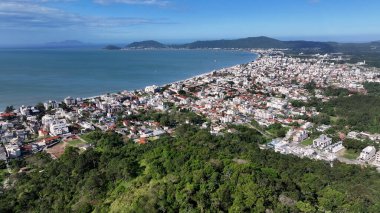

[4,105,14,113]
[318,187,345,212]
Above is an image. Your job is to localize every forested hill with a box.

[126,40,167,49]
[117,36,380,55]
[1,112,380,212]
[176,36,379,53]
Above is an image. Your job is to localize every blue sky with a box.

[0,0,379,46]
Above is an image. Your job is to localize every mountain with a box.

[111,37,380,53]
[175,36,379,53]
[103,45,122,50]
[44,40,89,48]
[126,40,167,49]
[178,36,286,49]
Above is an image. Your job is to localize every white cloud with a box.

[0,1,167,30]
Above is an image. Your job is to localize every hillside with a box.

[110,36,380,53]
[126,40,167,49]
[1,111,380,212]
[178,36,286,49]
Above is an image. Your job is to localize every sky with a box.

[0,0,379,46]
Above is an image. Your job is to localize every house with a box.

[359,146,376,161]
[325,141,345,153]
[313,134,332,149]
[5,144,21,158]
[292,129,308,143]
[38,129,49,137]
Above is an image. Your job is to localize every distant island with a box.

[126,40,167,49]
[103,45,122,50]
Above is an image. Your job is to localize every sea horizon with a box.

[0,49,256,111]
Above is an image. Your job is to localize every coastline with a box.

[0,49,258,110]
[83,51,258,101]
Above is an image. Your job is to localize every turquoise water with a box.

[0,49,256,110]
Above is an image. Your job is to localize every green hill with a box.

[126,40,167,49]
[1,112,380,212]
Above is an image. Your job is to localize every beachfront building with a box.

[145,85,159,93]
[64,96,75,105]
[313,134,332,149]
[359,146,376,162]
[266,98,288,110]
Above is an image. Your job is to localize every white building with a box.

[49,119,69,136]
[5,144,21,158]
[64,96,75,105]
[145,85,159,93]
[374,151,380,165]
[313,134,332,149]
[359,146,376,161]
[292,130,308,143]
[325,141,345,153]
[266,98,288,110]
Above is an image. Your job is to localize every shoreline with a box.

[84,52,258,100]
[0,50,258,111]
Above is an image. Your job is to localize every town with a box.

[1,49,380,173]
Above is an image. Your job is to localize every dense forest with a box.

[1,119,380,212]
[320,95,380,133]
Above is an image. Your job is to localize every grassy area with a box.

[67,139,86,147]
[79,133,93,143]
[343,149,360,160]
[330,116,339,123]
[301,138,313,146]
[0,169,9,183]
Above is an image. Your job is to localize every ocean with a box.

[0,49,256,110]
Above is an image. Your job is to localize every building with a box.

[145,85,159,93]
[266,98,288,110]
[374,151,380,165]
[292,130,308,143]
[325,141,345,153]
[64,96,75,105]
[359,146,376,161]
[313,134,332,149]
[49,119,69,136]
[5,144,21,158]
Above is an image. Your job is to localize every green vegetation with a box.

[67,139,86,147]
[304,81,317,94]
[126,40,167,49]
[324,86,350,97]
[343,149,360,160]
[364,82,380,96]
[266,123,288,138]
[301,138,313,146]
[321,95,380,133]
[1,118,380,212]
[348,52,380,68]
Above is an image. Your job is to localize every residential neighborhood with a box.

[1,49,380,171]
